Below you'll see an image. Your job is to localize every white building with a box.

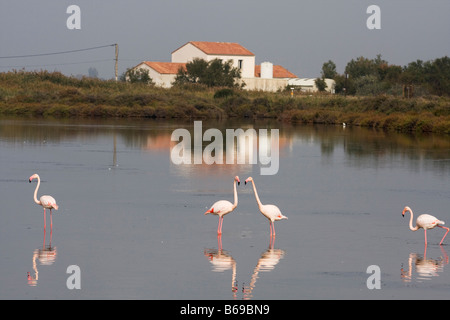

[288,78,336,93]
[131,61,186,88]
[247,62,298,92]
[172,41,255,79]
[130,41,298,91]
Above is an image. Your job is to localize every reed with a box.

[1,70,449,134]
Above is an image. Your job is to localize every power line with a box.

[0,59,114,69]
[0,44,116,59]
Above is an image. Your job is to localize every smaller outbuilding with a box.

[131,61,186,88]
[288,78,336,93]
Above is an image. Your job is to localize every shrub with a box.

[214,88,234,99]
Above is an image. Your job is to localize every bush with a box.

[214,88,234,99]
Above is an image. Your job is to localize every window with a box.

[238,59,243,69]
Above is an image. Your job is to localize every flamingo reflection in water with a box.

[27,229,57,286]
[401,246,448,283]
[242,237,285,300]
[204,236,238,298]
[203,235,285,299]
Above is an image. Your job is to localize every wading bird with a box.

[402,206,449,246]
[245,177,287,237]
[29,174,58,230]
[205,176,240,235]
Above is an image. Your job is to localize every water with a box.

[1,117,449,300]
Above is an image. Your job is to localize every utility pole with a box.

[115,43,119,81]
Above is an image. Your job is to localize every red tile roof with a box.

[255,65,298,78]
[141,62,186,74]
[174,41,255,56]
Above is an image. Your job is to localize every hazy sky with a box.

[1,0,449,79]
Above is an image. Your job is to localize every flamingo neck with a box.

[33,176,41,205]
[232,180,238,209]
[406,208,419,231]
[250,180,263,209]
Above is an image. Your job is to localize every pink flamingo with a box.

[205,176,240,235]
[245,177,287,237]
[29,174,59,230]
[402,206,449,246]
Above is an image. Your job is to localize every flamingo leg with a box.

[269,221,275,237]
[217,216,223,235]
[217,234,223,251]
[50,209,53,230]
[43,208,46,230]
[438,226,449,245]
[269,234,275,249]
[424,229,427,246]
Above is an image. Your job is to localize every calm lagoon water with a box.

[0,117,449,300]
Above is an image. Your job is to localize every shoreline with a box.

[1,71,449,134]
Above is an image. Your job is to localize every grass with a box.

[1,70,449,134]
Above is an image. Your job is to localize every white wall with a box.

[240,78,288,92]
[172,43,256,79]
[171,43,207,63]
[288,78,336,93]
[132,63,176,88]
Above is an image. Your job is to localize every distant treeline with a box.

[321,55,450,97]
[0,70,449,134]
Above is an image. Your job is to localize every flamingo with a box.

[29,174,59,230]
[402,206,449,246]
[245,177,287,237]
[205,176,240,235]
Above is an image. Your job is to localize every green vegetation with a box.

[331,55,450,97]
[0,70,449,134]
[173,58,242,88]
[121,68,153,85]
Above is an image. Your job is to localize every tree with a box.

[315,78,327,92]
[345,54,388,79]
[334,73,355,95]
[426,56,450,96]
[400,59,426,85]
[353,75,384,96]
[399,57,450,95]
[330,54,449,96]
[175,58,208,84]
[383,65,402,84]
[321,60,337,79]
[173,58,241,88]
[123,68,154,85]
